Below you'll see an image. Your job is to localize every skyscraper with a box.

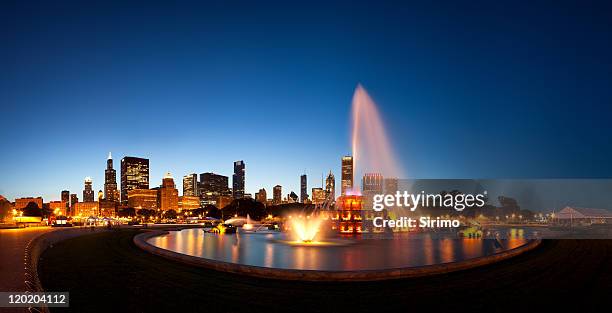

[341,156,354,196]
[69,194,78,215]
[158,172,179,212]
[128,189,157,210]
[384,178,399,194]
[288,191,298,203]
[362,173,383,194]
[363,173,383,211]
[183,173,198,197]
[300,174,308,203]
[121,156,150,204]
[256,188,267,204]
[104,152,118,202]
[61,190,70,209]
[199,173,229,194]
[325,171,335,202]
[311,187,326,204]
[83,177,94,202]
[273,185,282,204]
[232,160,245,199]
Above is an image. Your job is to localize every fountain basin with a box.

[135,228,540,281]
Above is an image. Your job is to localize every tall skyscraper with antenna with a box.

[325,171,336,202]
[104,152,118,202]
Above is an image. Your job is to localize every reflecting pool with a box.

[147,228,529,271]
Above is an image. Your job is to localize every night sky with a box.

[2,1,612,201]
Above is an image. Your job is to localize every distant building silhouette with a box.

[232,160,245,199]
[288,191,298,203]
[256,188,267,204]
[300,174,308,203]
[273,185,282,204]
[61,190,70,210]
[69,194,78,214]
[83,177,94,202]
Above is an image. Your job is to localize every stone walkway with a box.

[0,227,54,312]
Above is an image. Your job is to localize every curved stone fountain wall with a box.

[134,230,542,282]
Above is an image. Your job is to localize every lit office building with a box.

[83,177,94,202]
[199,172,230,206]
[341,156,354,195]
[362,173,383,193]
[127,189,158,210]
[199,172,229,194]
[98,199,117,217]
[183,173,198,197]
[311,187,326,205]
[178,195,200,211]
[104,152,119,202]
[158,172,179,212]
[217,195,233,209]
[73,201,98,217]
[120,156,150,204]
[49,201,67,216]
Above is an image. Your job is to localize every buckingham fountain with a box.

[143,85,537,280]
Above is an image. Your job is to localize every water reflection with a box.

[148,229,529,271]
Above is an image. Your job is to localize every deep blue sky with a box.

[2,1,612,201]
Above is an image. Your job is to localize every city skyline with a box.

[3,151,348,203]
[3,1,612,201]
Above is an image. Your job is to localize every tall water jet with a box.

[351,84,404,191]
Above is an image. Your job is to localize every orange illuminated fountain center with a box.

[289,216,323,243]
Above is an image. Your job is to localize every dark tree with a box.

[23,202,43,217]
[117,207,136,218]
[137,208,155,221]
[0,197,12,222]
[203,205,221,219]
[222,198,266,220]
[163,209,177,219]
